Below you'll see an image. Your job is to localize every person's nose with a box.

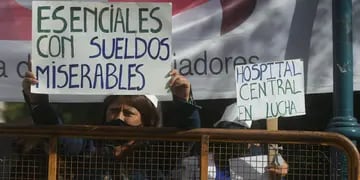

[116,110,125,121]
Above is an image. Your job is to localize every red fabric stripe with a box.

[108,0,208,15]
[0,0,31,40]
[220,0,256,35]
[0,0,208,40]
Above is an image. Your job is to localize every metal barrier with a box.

[0,125,358,180]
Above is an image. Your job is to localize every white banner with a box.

[0,0,359,102]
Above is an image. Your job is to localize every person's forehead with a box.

[108,102,136,110]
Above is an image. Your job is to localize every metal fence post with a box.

[48,136,58,180]
[200,135,209,180]
[327,0,360,179]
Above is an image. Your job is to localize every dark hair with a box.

[102,95,160,127]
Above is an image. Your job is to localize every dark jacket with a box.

[26,95,201,154]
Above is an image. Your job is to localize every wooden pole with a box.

[266,118,278,163]
[267,118,289,179]
[267,118,279,180]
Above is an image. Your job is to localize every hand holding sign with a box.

[234,59,304,179]
[22,56,48,104]
[168,69,191,101]
[22,55,37,96]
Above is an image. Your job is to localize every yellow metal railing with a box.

[0,125,358,179]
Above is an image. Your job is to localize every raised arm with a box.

[22,59,89,154]
[22,58,59,125]
[168,70,201,129]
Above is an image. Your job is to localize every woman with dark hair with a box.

[22,69,201,179]
[22,68,200,142]
[102,95,160,127]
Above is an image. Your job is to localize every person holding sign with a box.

[23,1,199,178]
[22,65,200,178]
[22,66,200,131]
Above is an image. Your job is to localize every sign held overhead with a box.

[31,1,172,95]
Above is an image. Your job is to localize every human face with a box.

[105,102,142,126]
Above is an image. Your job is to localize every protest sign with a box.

[31,1,172,95]
[235,59,305,120]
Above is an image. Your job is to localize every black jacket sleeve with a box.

[23,91,61,125]
[23,91,90,154]
[172,96,201,129]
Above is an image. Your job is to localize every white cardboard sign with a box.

[31,1,172,95]
[235,59,306,120]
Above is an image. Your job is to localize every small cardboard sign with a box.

[235,59,305,120]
